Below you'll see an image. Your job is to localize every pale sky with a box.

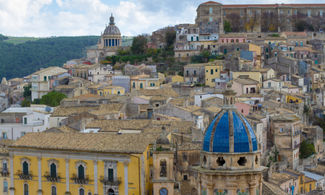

[0,0,322,37]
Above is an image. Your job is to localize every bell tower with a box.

[152,128,175,195]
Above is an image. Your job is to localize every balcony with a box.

[100,176,121,186]
[44,172,61,182]
[17,171,32,180]
[0,168,9,177]
[71,174,89,184]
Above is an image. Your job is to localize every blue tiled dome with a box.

[203,110,258,153]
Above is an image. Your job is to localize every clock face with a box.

[159,188,168,195]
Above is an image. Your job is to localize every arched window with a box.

[140,83,143,89]
[160,160,167,177]
[23,161,29,175]
[108,189,114,195]
[79,188,85,195]
[24,184,29,195]
[3,180,8,192]
[50,163,57,178]
[78,165,85,179]
[51,186,57,195]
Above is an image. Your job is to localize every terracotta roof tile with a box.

[11,132,158,154]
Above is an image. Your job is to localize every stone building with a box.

[269,114,302,170]
[192,86,266,195]
[196,1,325,33]
[87,14,122,63]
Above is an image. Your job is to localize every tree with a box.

[165,30,176,50]
[39,91,67,107]
[224,21,232,33]
[226,13,241,32]
[131,35,148,55]
[21,99,31,107]
[299,140,316,159]
[23,84,31,99]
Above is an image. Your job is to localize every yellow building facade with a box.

[300,175,316,194]
[232,71,262,84]
[286,95,303,104]
[8,132,157,195]
[131,76,160,91]
[204,60,223,87]
[97,86,125,96]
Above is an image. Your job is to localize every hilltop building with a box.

[196,1,325,33]
[87,14,122,63]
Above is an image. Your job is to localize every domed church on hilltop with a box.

[87,14,122,63]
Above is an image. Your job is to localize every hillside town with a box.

[1,1,325,195]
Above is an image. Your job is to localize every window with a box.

[2,132,7,139]
[280,128,284,132]
[24,184,28,195]
[88,193,92,195]
[217,157,225,166]
[194,70,197,76]
[215,69,218,72]
[23,161,29,175]
[210,69,213,75]
[79,188,85,195]
[108,189,114,195]
[209,7,213,14]
[140,83,143,89]
[3,161,7,171]
[183,175,188,180]
[307,10,311,17]
[44,76,47,81]
[320,10,323,17]
[24,118,27,124]
[3,180,8,192]
[78,165,85,179]
[237,157,247,166]
[209,17,213,22]
[50,163,57,178]
[160,160,167,177]
[108,168,114,182]
[51,186,56,195]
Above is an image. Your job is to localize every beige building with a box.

[30,67,68,101]
[270,114,302,170]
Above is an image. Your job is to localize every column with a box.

[9,154,14,195]
[124,161,129,195]
[112,39,115,47]
[115,39,118,47]
[94,160,98,195]
[38,157,42,195]
[249,182,257,195]
[65,159,70,194]
[207,183,214,195]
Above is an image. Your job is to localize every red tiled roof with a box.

[202,1,222,5]
[223,3,325,8]
[200,1,325,8]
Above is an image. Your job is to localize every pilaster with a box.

[38,156,42,195]
[65,159,70,194]
[124,161,129,195]
[94,160,98,195]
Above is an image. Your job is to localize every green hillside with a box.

[0,34,99,79]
